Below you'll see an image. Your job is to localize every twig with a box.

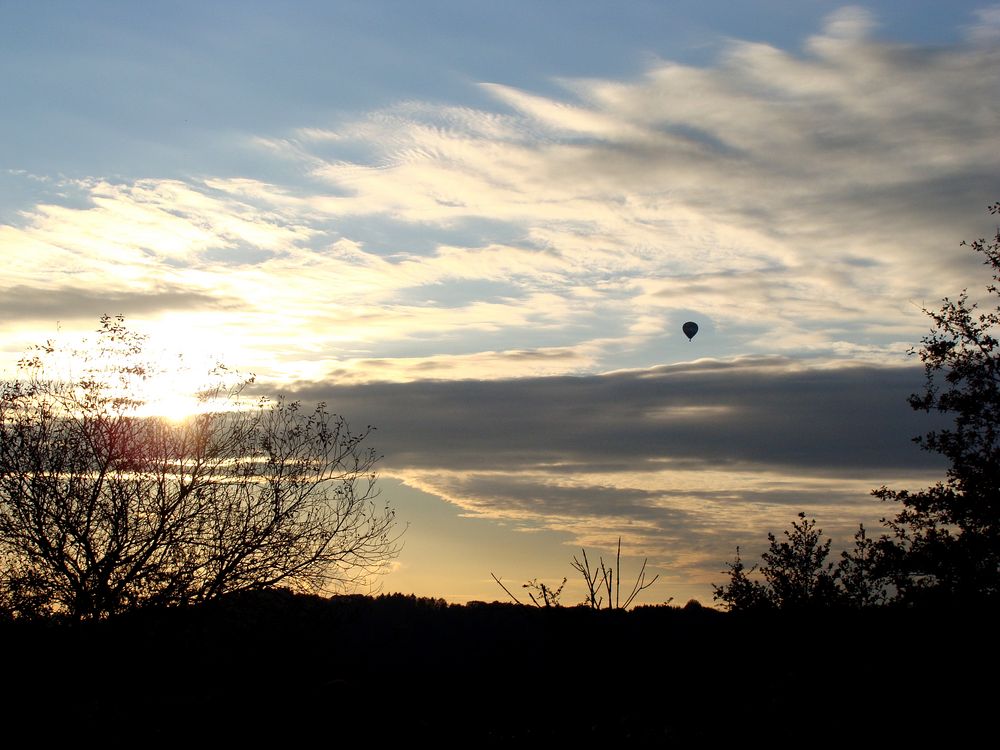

[616,538,621,610]
[491,572,522,605]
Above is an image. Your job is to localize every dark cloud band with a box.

[283,358,947,476]
[1,284,234,321]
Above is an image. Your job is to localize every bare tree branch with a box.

[490,573,522,605]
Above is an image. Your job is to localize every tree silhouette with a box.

[874,202,1000,602]
[715,514,841,610]
[0,316,400,620]
[760,513,839,608]
[836,524,889,608]
[570,538,660,609]
[493,537,662,609]
[712,546,771,611]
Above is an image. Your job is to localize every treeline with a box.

[714,513,898,610]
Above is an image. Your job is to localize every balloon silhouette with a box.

[682,321,699,341]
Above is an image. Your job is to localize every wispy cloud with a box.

[3,9,997,381]
[243,8,998,366]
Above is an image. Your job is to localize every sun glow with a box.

[137,388,205,423]
[81,344,239,423]
[129,354,247,423]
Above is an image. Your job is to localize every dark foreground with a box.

[3,591,995,743]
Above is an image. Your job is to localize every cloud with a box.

[965,5,1000,45]
[0,284,234,322]
[4,9,998,381]
[283,357,948,578]
[0,179,318,307]
[394,466,888,577]
[814,6,877,42]
[321,344,598,384]
[298,10,999,240]
[286,357,944,474]
[226,8,998,366]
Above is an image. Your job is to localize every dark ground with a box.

[3,591,995,743]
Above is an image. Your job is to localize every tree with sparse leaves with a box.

[0,316,400,620]
[873,202,1000,602]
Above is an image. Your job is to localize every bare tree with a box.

[0,316,400,620]
[492,537,662,609]
[571,538,660,610]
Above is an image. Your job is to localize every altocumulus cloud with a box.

[240,6,1000,360]
[2,9,998,382]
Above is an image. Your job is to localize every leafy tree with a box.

[0,316,400,620]
[873,202,1000,602]
[714,514,842,610]
[836,524,889,608]
[712,546,772,611]
[759,513,840,608]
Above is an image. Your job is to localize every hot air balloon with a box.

[682,321,699,341]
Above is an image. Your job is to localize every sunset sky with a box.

[2,1,999,605]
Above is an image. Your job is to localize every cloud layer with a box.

[3,10,999,382]
[285,358,948,580]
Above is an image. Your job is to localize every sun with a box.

[143,390,204,423]
[131,350,253,423]
[129,351,228,423]
[52,316,248,423]
[128,371,204,422]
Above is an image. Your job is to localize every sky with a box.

[2,1,999,605]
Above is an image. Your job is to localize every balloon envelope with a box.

[682,321,699,341]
